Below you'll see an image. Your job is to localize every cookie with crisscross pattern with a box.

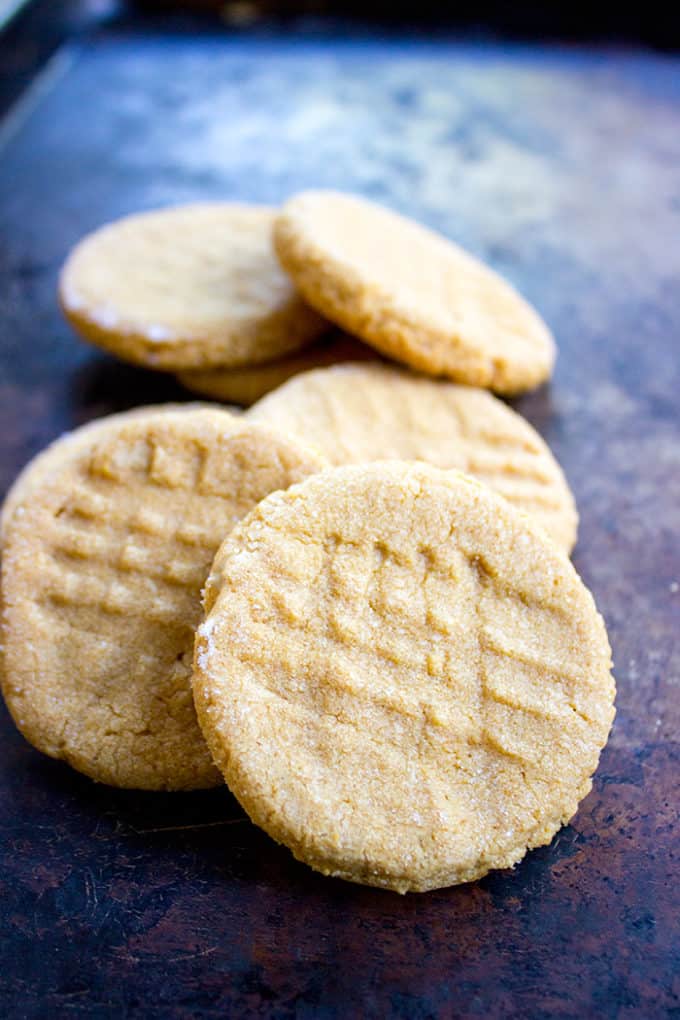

[249,363,577,550]
[1,409,324,789]
[193,462,614,892]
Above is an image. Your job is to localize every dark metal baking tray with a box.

[0,14,678,1017]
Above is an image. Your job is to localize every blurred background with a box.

[1,0,679,121]
[3,0,680,41]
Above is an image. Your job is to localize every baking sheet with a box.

[0,25,678,1017]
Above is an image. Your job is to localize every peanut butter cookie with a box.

[60,204,327,371]
[273,191,555,394]
[177,332,376,406]
[249,363,577,550]
[0,403,234,544]
[1,410,324,790]
[193,463,614,892]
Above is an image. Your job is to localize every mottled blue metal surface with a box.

[0,28,678,1018]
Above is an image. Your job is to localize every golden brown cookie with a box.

[0,403,236,544]
[193,463,614,892]
[177,332,377,406]
[59,204,327,371]
[249,363,577,551]
[273,191,555,394]
[1,410,324,790]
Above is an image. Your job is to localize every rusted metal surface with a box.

[0,27,678,1017]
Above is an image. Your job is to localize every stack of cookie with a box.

[57,192,556,404]
[0,192,615,893]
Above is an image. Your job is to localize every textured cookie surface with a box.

[177,332,376,406]
[193,463,615,892]
[59,204,327,370]
[0,402,233,544]
[249,363,577,550]
[1,411,324,790]
[274,191,555,394]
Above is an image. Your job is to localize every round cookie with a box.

[193,463,615,893]
[273,191,555,394]
[249,363,577,551]
[177,332,377,406]
[0,402,238,544]
[59,204,327,371]
[1,410,325,790]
